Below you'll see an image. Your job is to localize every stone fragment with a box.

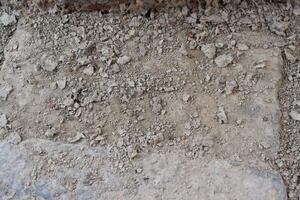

[284,49,296,63]
[179,44,188,56]
[56,79,66,90]
[215,54,234,68]
[0,83,13,101]
[6,133,22,145]
[127,145,138,159]
[150,97,163,115]
[117,56,131,65]
[289,110,300,121]
[0,12,17,26]
[293,8,300,16]
[182,93,191,102]
[129,17,140,27]
[225,80,238,95]
[237,43,249,51]
[40,54,58,72]
[45,129,58,138]
[201,44,216,59]
[0,114,8,128]
[216,107,228,124]
[68,132,85,143]
[83,65,95,75]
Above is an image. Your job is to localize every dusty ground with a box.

[0,1,299,199]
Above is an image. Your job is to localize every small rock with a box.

[68,132,85,143]
[284,49,296,63]
[237,43,249,51]
[201,44,216,59]
[117,56,131,65]
[45,129,58,138]
[225,80,238,95]
[179,44,188,56]
[40,54,58,72]
[0,83,13,101]
[0,12,17,26]
[63,97,74,107]
[127,145,138,159]
[150,97,163,115]
[182,93,191,102]
[0,114,8,128]
[215,54,234,68]
[216,107,228,124]
[129,17,140,27]
[289,110,300,121]
[56,79,66,90]
[6,133,22,145]
[83,65,95,75]
[112,64,120,73]
[293,8,300,16]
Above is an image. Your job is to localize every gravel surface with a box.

[0,0,299,199]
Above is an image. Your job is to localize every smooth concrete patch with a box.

[0,139,286,200]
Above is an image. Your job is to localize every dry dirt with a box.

[0,1,299,199]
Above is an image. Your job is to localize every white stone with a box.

[201,44,216,59]
[289,110,300,121]
[40,54,58,72]
[293,8,300,16]
[215,54,234,68]
[0,12,16,26]
[117,56,131,65]
[0,83,13,101]
[56,79,66,90]
[237,43,249,51]
[0,114,8,128]
[83,65,94,75]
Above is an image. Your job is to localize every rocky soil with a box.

[0,1,299,199]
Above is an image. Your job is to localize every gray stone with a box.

[83,65,95,75]
[117,55,131,65]
[0,114,7,128]
[237,43,249,51]
[201,44,216,59]
[289,110,300,121]
[0,82,13,101]
[0,12,17,26]
[215,54,234,67]
[40,54,58,72]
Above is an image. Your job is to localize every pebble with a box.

[6,133,22,145]
[112,64,120,73]
[40,54,58,72]
[215,54,234,68]
[0,83,13,101]
[0,12,17,26]
[68,132,85,143]
[127,145,138,159]
[284,49,296,63]
[150,97,163,115]
[237,43,249,51]
[83,65,95,75]
[182,93,191,102]
[201,44,216,59]
[0,114,8,128]
[225,80,238,95]
[289,110,300,121]
[216,107,228,124]
[293,8,300,16]
[45,129,58,138]
[179,44,188,56]
[129,17,140,27]
[57,79,66,90]
[117,56,131,65]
